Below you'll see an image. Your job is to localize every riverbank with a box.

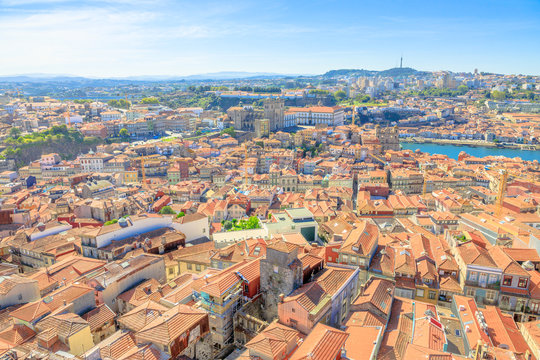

[401,142,540,162]
[401,137,539,150]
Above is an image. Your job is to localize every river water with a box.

[401,142,540,162]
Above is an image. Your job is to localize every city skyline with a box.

[1,0,540,77]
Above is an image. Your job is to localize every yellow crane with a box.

[495,169,508,217]
[244,143,248,186]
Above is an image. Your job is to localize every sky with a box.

[1,0,539,77]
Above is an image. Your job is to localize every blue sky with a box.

[1,0,539,77]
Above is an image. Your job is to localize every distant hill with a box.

[0,71,303,83]
[323,67,427,78]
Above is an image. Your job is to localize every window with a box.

[416,289,425,297]
[466,288,475,297]
[168,268,174,275]
[469,272,477,281]
[429,291,436,300]
[273,265,279,274]
[196,264,201,272]
[486,291,496,301]
[479,273,487,283]
[503,276,512,286]
[518,277,529,288]
[187,263,192,270]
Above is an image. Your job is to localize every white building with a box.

[100,111,122,122]
[172,212,209,243]
[287,106,344,126]
[78,153,113,172]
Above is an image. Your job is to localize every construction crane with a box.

[244,143,248,186]
[495,169,508,217]
[422,175,428,197]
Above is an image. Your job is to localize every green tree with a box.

[457,85,469,94]
[108,99,130,109]
[140,97,159,104]
[104,219,118,226]
[491,90,506,101]
[119,128,130,140]
[245,216,260,229]
[159,206,175,215]
[309,89,330,95]
[223,220,233,230]
[220,127,236,137]
[176,211,185,218]
[195,130,202,136]
[8,127,21,139]
[334,90,347,102]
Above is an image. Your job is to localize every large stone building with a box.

[227,105,263,131]
[375,125,400,152]
[264,98,285,131]
[228,98,285,132]
[260,241,303,321]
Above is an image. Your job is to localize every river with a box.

[400,142,540,162]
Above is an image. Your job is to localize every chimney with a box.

[63,299,67,306]
[279,294,284,303]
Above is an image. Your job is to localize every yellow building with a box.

[164,243,215,281]
[122,169,139,184]
[36,313,94,355]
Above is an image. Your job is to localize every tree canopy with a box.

[140,97,159,104]
[334,90,347,102]
[220,127,236,137]
[159,205,175,215]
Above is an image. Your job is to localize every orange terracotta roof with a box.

[245,321,302,359]
[290,323,348,360]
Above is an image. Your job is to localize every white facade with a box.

[100,111,122,122]
[30,223,73,241]
[65,114,83,125]
[172,215,209,243]
[288,107,344,126]
[212,228,269,248]
[94,216,173,249]
[0,275,40,308]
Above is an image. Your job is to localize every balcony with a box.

[465,280,500,290]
